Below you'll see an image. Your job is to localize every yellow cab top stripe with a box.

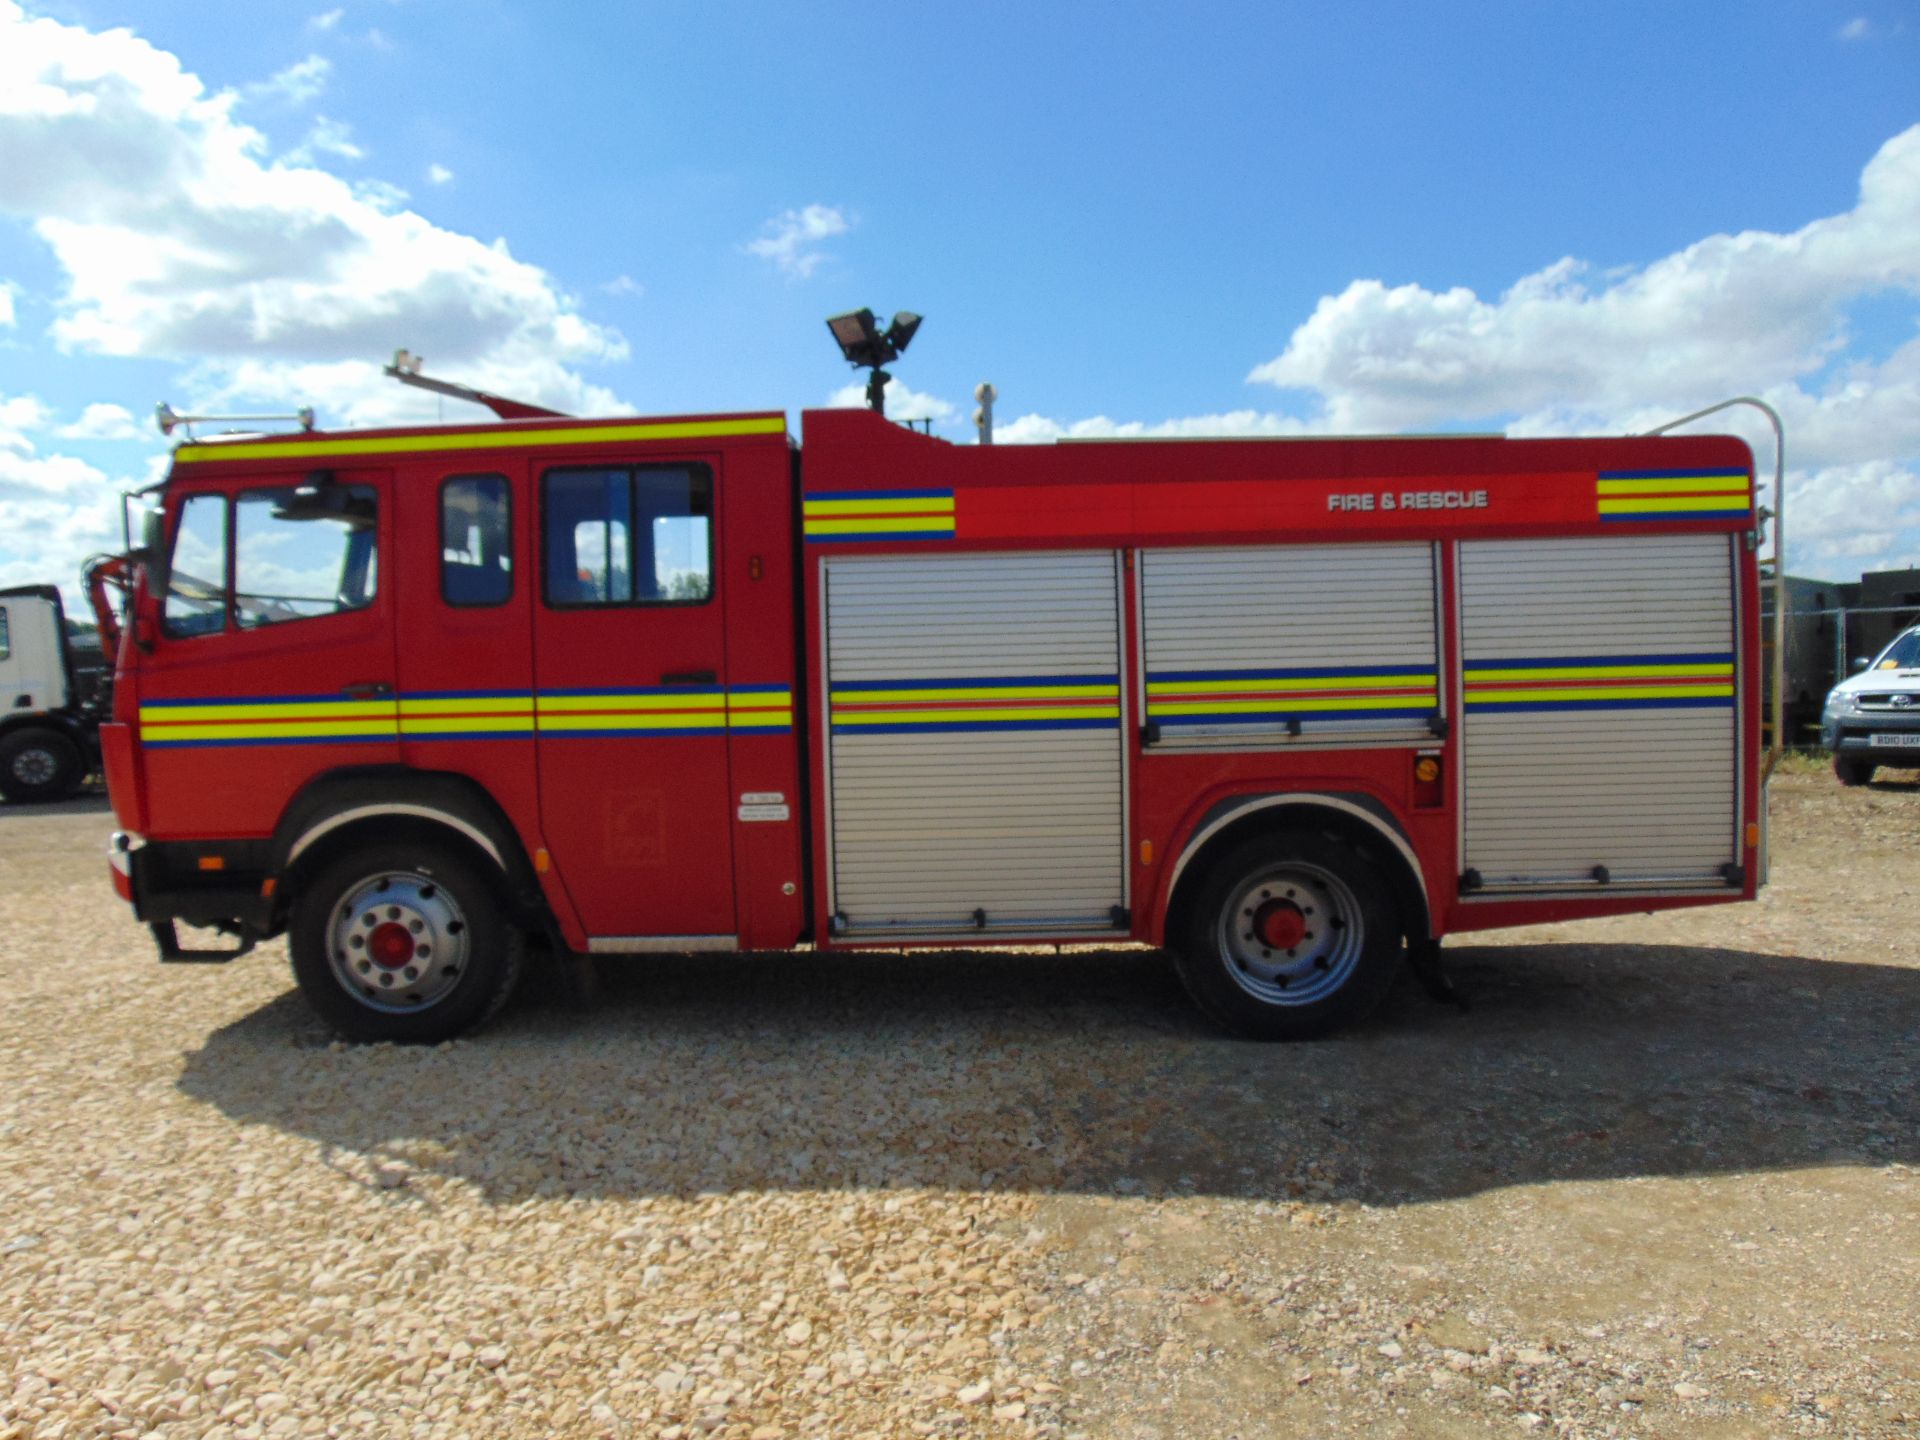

[172,416,787,465]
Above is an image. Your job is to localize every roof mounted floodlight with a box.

[825,308,923,417]
[381,348,569,421]
[155,402,316,439]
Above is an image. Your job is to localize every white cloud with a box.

[0,0,626,425]
[602,274,642,297]
[307,9,345,33]
[56,401,142,440]
[826,379,955,425]
[425,162,453,186]
[991,409,1320,445]
[0,282,14,328]
[744,204,850,279]
[1837,17,1873,40]
[0,394,49,451]
[288,114,364,163]
[244,54,329,107]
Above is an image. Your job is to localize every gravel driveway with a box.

[1,766,1915,1438]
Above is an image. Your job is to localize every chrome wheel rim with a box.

[12,747,57,786]
[326,870,470,1012]
[1215,861,1364,1006]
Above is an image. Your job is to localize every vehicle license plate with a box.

[1870,733,1920,747]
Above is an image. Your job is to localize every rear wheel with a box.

[0,727,83,803]
[1834,754,1875,787]
[289,840,524,1042]
[1172,830,1403,1040]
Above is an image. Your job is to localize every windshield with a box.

[1870,628,1920,671]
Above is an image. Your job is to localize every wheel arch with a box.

[270,768,552,934]
[1161,792,1433,950]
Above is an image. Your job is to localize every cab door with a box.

[530,457,735,941]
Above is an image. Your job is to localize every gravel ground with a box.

[1,764,1916,1439]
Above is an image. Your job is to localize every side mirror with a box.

[1850,656,1871,673]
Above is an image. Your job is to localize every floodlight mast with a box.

[825,308,922,419]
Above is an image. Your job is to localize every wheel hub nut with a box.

[368,921,416,970]
[1253,899,1308,951]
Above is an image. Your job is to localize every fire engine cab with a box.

[91,383,1775,1042]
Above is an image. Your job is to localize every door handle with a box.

[661,669,718,686]
[341,680,394,700]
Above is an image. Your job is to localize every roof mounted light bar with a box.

[383,349,569,421]
[155,403,315,439]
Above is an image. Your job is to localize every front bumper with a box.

[108,831,277,961]
[1824,708,1920,763]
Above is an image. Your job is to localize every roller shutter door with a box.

[822,551,1127,936]
[1459,534,1739,890]
[1140,544,1441,745]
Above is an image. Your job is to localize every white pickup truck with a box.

[0,585,109,803]
[1822,624,1920,785]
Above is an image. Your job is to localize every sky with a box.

[1,0,1917,606]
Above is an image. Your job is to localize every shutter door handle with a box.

[341,681,394,700]
[662,669,717,685]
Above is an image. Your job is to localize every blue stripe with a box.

[832,673,1119,691]
[805,488,953,501]
[1602,508,1748,522]
[804,528,955,543]
[1598,467,1750,480]
[1156,708,1439,726]
[1467,652,1732,669]
[729,723,793,733]
[399,688,532,700]
[141,692,353,708]
[1467,696,1735,713]
[728,683,792,694]
[142,735,394,749]
[833,718,1118,735]
[1147,663,1435,683]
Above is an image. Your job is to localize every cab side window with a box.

[542,465,712,607]
[164,493,229,638]
[441,474,512,607]
[234,485,379,629]
[0,606,10,662]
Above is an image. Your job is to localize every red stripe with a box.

[1147,685,1438,705]
[833,696,1114,713]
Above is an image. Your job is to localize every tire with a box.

[1171,830,1403,1041]
[0,727,83,803]
[289,840,525,1043]
[1834,755,1875,787]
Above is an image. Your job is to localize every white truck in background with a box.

[0,584,110,803]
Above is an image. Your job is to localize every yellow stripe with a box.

[397,696,535,716]
[1595,475,1749,496]
[729,712,794,727]
[172,415,786,465]
[1597,495,1749,515]
[398,716,534,735]
[1145,675,1435,696]
[803,515,955,535]
[802,496,955,517]
[1466,684,1735,704]
[831,683,1118,703]
[833,704,1121,725]
[1148,695,1434,717]
[535,693,727,713]
[726,693,792,708]
[140,699,399,722]
[140,719,400,741]
[536,712,727,732]
[1463,663,1731,682]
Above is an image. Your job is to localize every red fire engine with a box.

[90,375,1779,1042]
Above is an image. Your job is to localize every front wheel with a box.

[0,727,83,803]
[1834,755,1875,787]
[289,841,524,1042]
[1172,830,1403,1040]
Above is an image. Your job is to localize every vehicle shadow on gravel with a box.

[177,941,1920,1208]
